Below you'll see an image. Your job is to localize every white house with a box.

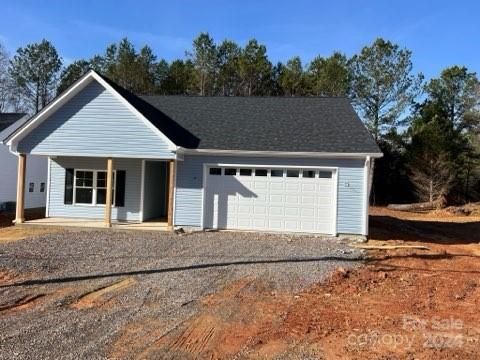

[0,113,47,210]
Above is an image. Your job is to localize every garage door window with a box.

[286,169,300,177]
[239,168,252,176]
[255,169,268,176]
[319,171,332,178]
[209,167,221,175]
[271,169,283,177]
[224,168,237,176]
[303,170,315,178]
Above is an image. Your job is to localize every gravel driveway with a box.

[0,229,363,359]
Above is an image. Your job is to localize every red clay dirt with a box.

[111,207,480,359]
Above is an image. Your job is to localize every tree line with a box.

[0,33,479,206]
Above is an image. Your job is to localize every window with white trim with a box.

[74,170,116,205]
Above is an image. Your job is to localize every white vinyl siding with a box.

[0,145,47,209]
[17,81,175,159]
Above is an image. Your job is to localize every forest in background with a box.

[0,33,479,206]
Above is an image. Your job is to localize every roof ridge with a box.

[139,95,350,99]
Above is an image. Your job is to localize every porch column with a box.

[167,160,176,230]
[14,154,26,224]
[104,157,114,228]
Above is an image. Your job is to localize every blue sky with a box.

[1,0,478,79]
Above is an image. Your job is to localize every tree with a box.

[407,102,457,205]
[217,40,241,96]
[238,39,272,96]
[279,56,304,96]
[308,52,350,96]
[425,66,480,132]
[9,39,62,112]
[57,60,90,94]
[188,33,217,96]
[349,38,423,141]
[160,60,195,95]
[0,42,11,112]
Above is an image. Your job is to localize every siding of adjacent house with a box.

[175,155,366,235]
[0,146,47,209]
[17,80,175,159]
[48,157,142,221]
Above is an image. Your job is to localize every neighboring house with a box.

[2,70,382,235]
[0,113,47,210]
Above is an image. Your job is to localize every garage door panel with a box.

[301,208,315,217]
[205,166,335,234]
[254,206,267,215]
[253,181,268,190]
[301,196,315,205]
[285,195,300,204]
[268,219,283,229]
[285,207,300,216]
[286,183,300,191]
[270,182,284,191]
[270,194,284,203]
[301,183,316,192]
[285,220,300,230]
[269,207,284,216]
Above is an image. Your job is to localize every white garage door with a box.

[203,166,336,234]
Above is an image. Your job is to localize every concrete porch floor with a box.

[23,217,170,231]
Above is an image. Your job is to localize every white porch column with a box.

[167,160,176,230]
[14,154,27,224]
[104,157,114,227]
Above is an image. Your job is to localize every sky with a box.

[0,0,478,80]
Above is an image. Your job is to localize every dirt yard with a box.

[0,207,479,359]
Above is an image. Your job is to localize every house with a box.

[2,70,382,235]
[0,113,47,210]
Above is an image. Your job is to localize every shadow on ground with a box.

[0,255,364,289]
[369,214,480,244]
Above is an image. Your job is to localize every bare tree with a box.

[409,152,455,207]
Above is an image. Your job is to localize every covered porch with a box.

[22,217,170,231]
[14,155,177,230]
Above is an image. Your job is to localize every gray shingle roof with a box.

[0,113,28,143]
[139,96,381,153]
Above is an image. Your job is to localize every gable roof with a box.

[0,113,28,143]
[6,70,381,156]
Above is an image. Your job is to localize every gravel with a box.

[0,229,363,359]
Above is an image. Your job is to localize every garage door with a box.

[203,166,336,234]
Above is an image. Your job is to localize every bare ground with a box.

[0,228,361,359]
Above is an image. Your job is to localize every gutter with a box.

[177,147,383,159]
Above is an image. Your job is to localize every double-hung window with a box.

[74,170,115,205]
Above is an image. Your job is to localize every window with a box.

[271,169,284,177]
[303,170,315,178]
[29,183,34,192]
[224,168,237,176]
[74,170,116,205]
[239,168,252,176]
[319,171,332,179]
[96,171,115,205]
[209,167,221,175]
[40,182,45,192]
[255,169,268,176]
[286,169,300,177]
[75,171,94,204]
